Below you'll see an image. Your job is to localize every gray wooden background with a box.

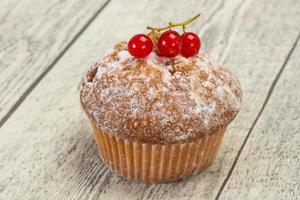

[0,0,299,199]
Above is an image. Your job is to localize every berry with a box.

[181,32,201,57]
[157,30,182,57]
[128,34,153,58]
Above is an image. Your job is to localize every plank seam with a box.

[215,32,300,200]
[0,0,112,128]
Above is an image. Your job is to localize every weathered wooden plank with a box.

[0,0,299,200]
[0,0,109,125]
[219,36,300,200]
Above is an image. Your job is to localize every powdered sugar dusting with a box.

[118,50,132,62]
[80,42,242,144]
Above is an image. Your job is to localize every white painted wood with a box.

[0,0,299,199]
[0,0,108,121]
[219,39,300,200]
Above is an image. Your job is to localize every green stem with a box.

[146,12,201,32]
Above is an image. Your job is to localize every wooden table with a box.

[1,0,299,199]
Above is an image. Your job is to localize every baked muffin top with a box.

[80,42,242,144]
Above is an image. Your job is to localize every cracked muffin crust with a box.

[80,42,242,144]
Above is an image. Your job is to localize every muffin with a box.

[80,41,242,183]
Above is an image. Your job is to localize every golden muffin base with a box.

[91,122,226,183]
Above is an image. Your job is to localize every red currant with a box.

[157,30,182,57]
[128,34,153,58]
[181,32,201,57]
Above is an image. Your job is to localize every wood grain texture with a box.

[0,0,109,124]
[0,0,300,200]
[219,36,300,200]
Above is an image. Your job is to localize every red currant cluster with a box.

[128,13,202,58]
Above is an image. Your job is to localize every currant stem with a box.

[146,12,201,32]
[169,13,201,27]
[146,25,170,32]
